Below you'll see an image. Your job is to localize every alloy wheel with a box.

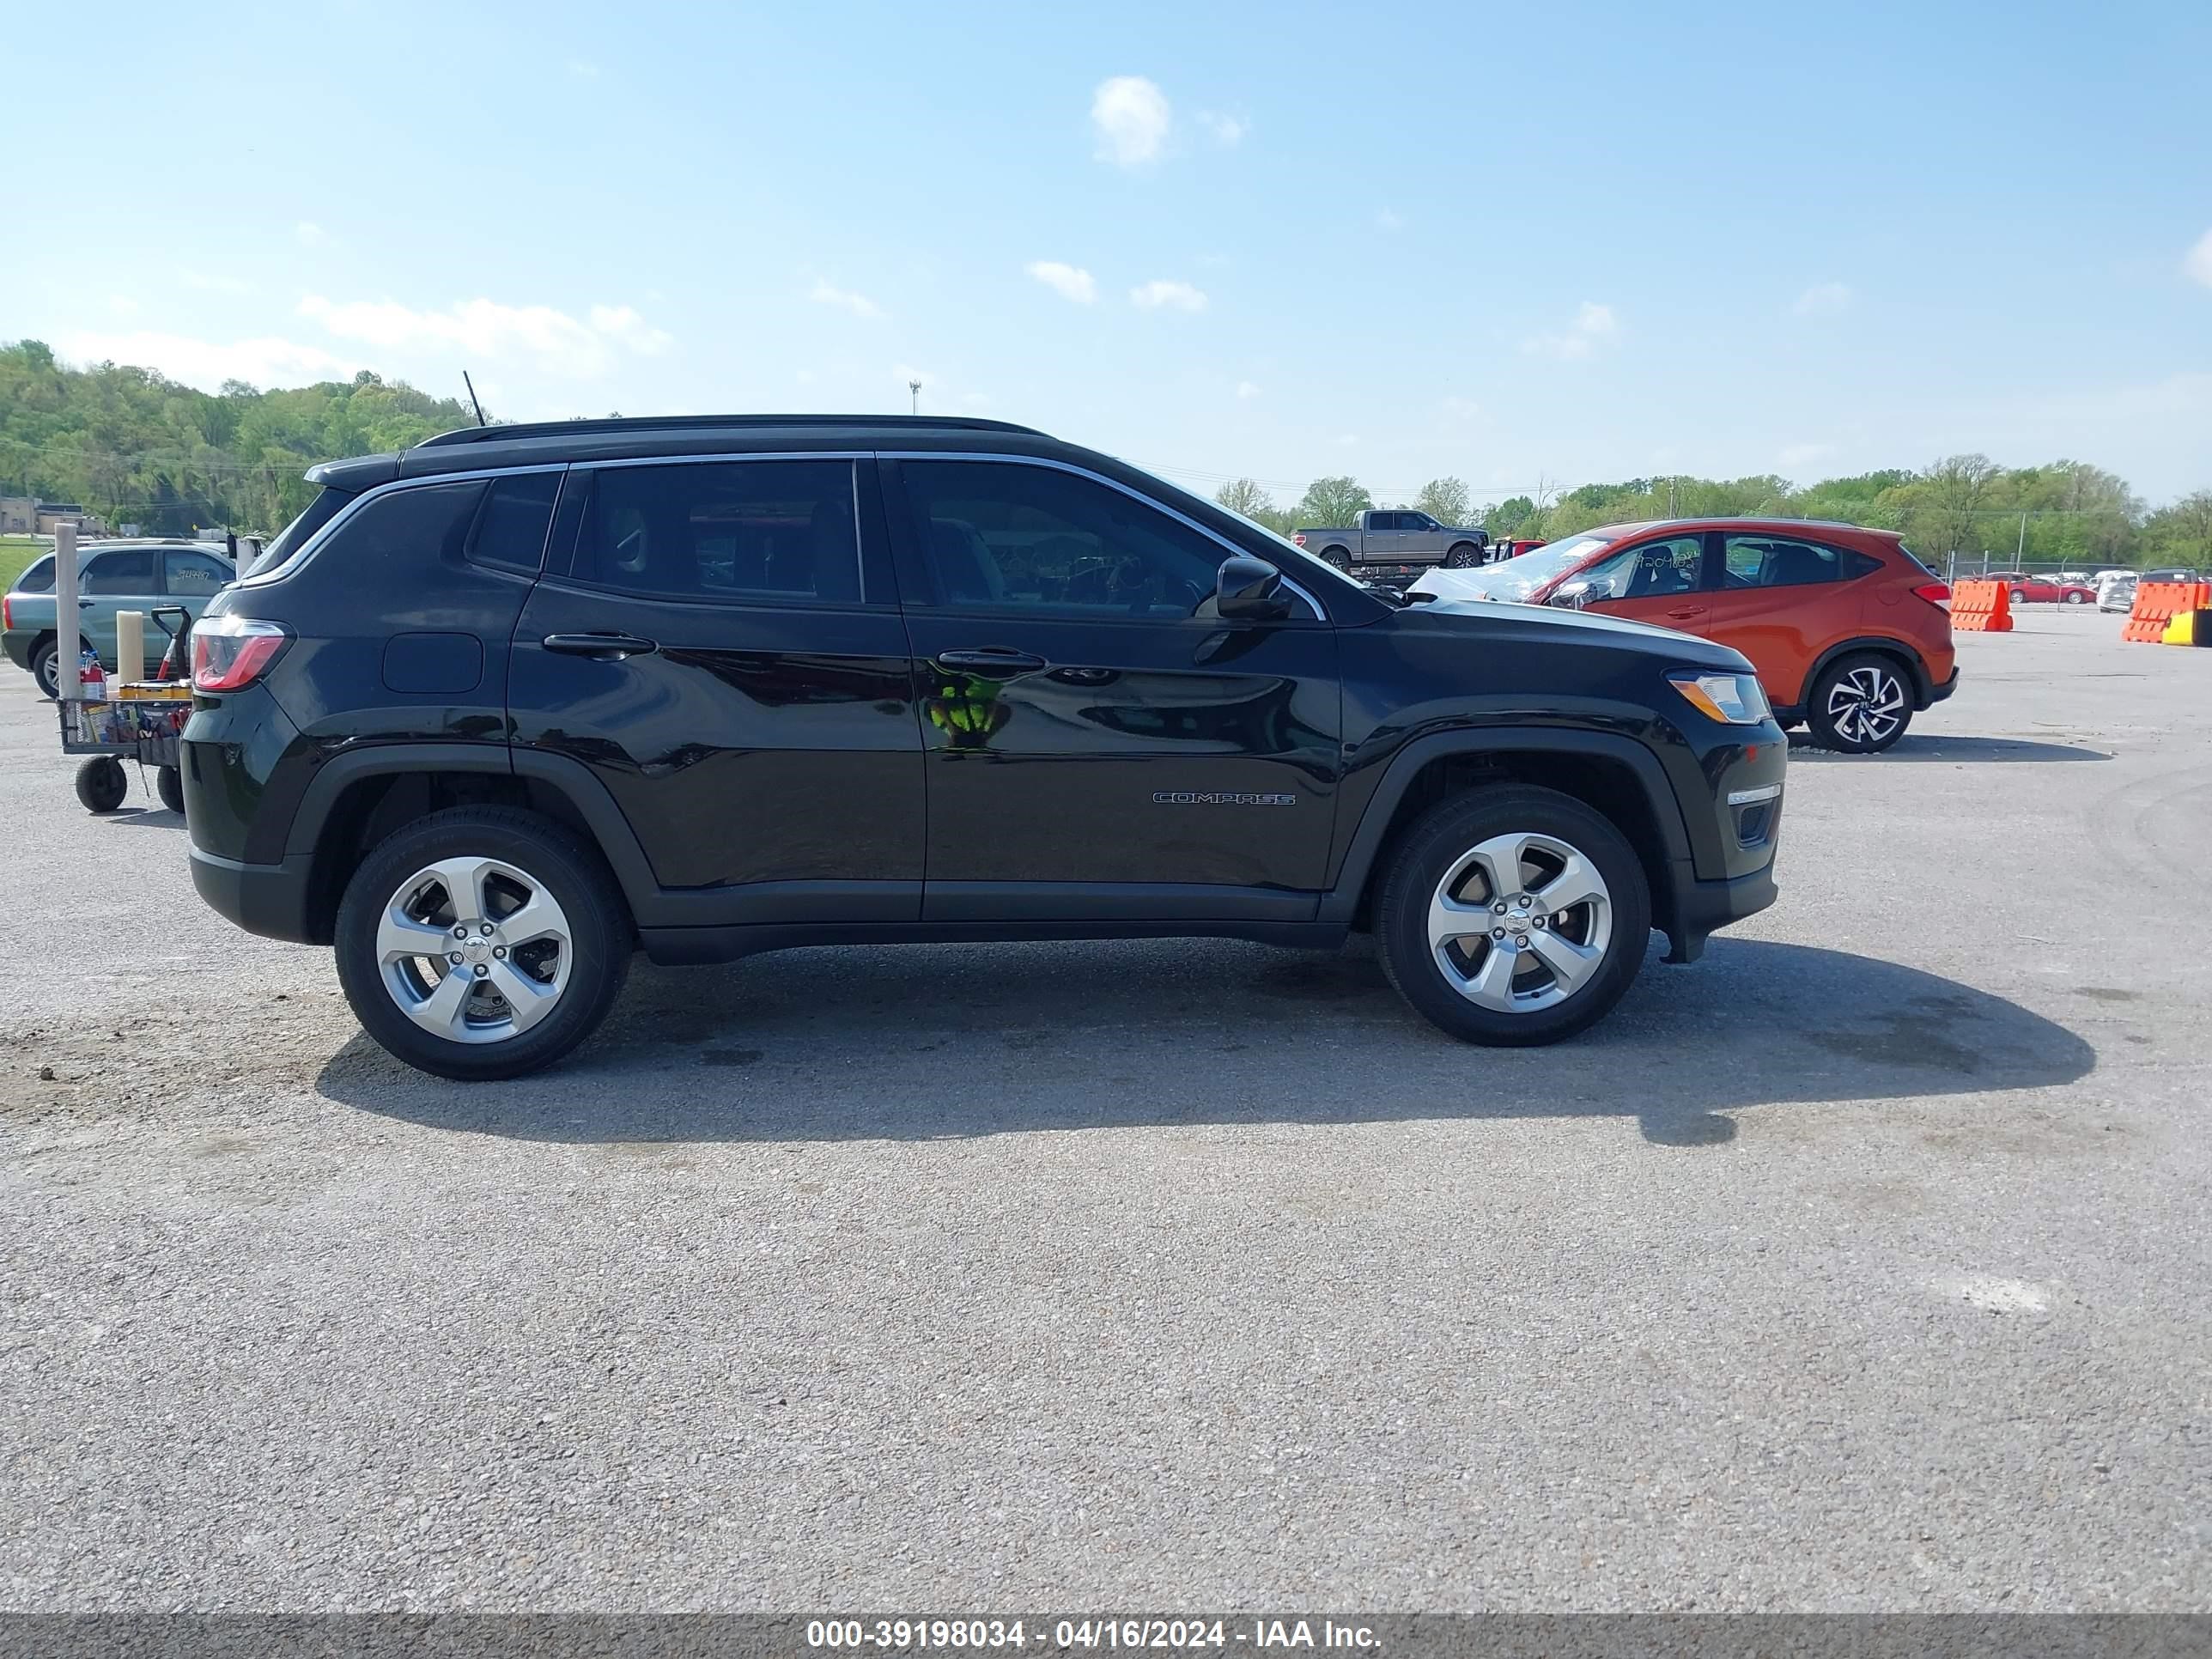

[377,856,573,1044]
[1427,830,1613,1012]
[1825,665,1906,748]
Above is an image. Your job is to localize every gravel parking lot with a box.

[3,605,2208,1611]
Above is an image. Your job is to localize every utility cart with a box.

[56,592,195,815]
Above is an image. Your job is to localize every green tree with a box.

[1413,477,1472,525]
[2143,489,2212,566]
[1296,475,1373,526]
[1214,478,1273,519]
[1485,495,1536,535]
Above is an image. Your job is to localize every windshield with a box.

[1410,532,1618,603]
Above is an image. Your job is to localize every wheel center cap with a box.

[1504,896,1533,933]
[462,936,495,965]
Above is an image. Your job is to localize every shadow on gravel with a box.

[1787,733,2108,763]
[319,937,2096,1148]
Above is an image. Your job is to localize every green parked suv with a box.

[3,540,235,696]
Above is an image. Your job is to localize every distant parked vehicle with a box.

[1412,517,1956,754]
[2096,572,2138,613]
[3,539,235,696]
[1987,572,2094,605]
[2140,567,2202,585]
[1495,538,1548,558]
[1292,510,1488,574]
[2051,571,2093,587]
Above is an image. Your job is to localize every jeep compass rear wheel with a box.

[334,807,631,1081]
[1376,786,1650,1046]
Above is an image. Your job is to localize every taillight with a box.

[1292,533,1307,546]
[191,615,291,691]
[1911,581,1951,611]
[1,595,11,631]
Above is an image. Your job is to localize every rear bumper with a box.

[190,846,318,944]
[1,634,34,673]
[1664,860,1778,964]
[1926,666,1960,707]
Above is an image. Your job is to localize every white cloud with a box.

[588,304,672,354]
[809,279,885,320]
[56,329,357,391]
[567,58,599,79]
[1198,110,1247,147]
[1376,207,1404,232]
[1091,76,1171,167]
[1780,441,1838,470]
[2185,229,2212,289]
[1130,278,1206,312]
[1522,301,1620,361]
[296,295,671,378]
[1024,260,1097,303]
[1792,281,1853,317]
[1236,380,1260,399]
[295,221,330,247]
[178,268,256,295]
[1333,433,1359,448]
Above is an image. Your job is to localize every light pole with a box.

[908,380,921,415]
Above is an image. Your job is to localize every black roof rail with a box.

[415,413,1048,449]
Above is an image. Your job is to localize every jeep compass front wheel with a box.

[334,807,632,1080]
[1376,786,1650,1046]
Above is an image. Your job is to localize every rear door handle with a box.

[78,598,96,608]
[935,647,1046,676]
[543,632,659,661]
[1665,605,1708,621]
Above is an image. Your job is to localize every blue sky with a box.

[12,0,2210,502]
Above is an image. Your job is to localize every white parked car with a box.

[2096,572,2138,613]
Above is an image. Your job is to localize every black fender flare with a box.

[1317,727,1696,926]
[1802,635,1935,709]
[280,741,660,915]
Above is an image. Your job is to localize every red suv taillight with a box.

[1911,581,1952,611]
[1,595,11,631]
[191,615,291,691]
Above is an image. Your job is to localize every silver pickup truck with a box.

[1291,510,1489,574]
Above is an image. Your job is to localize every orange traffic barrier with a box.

[2124,581,2212,643]
[1951,579,2012,633]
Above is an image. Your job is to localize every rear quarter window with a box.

[465,472,561,573]
[328,481,487,572]
[244,486,356,579]
[11,556,54,594]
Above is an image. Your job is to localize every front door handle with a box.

[935,647,1046,677]
[1665,605,1708,621]
[78,597,96,608]
[543,632,659,661]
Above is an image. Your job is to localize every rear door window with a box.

[1719,534,1848,588]
[574,460,863,604]
[82,549,160,594]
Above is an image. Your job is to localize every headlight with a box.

[1668,670,1769,725]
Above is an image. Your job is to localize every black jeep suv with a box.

[184,416,1784,1079]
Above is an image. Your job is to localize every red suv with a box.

[1414,519,1957,753]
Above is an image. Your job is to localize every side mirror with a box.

[1218,555,1291,621]
[1550,581,1595,610]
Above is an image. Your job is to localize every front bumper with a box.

[190,845,318,944]
[1663,860,1778,964]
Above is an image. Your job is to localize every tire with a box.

[2063,591,2087,605]
[156,764,185,815]
[30,638,60,701]
[2010,587,2027,604]
[1375,785,1651,1048]
[332,806,633,1081]
[1806,652,1913,754]
[1443,543,1481,569]
[1321,545,1352,572]
[75,757,128,814]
